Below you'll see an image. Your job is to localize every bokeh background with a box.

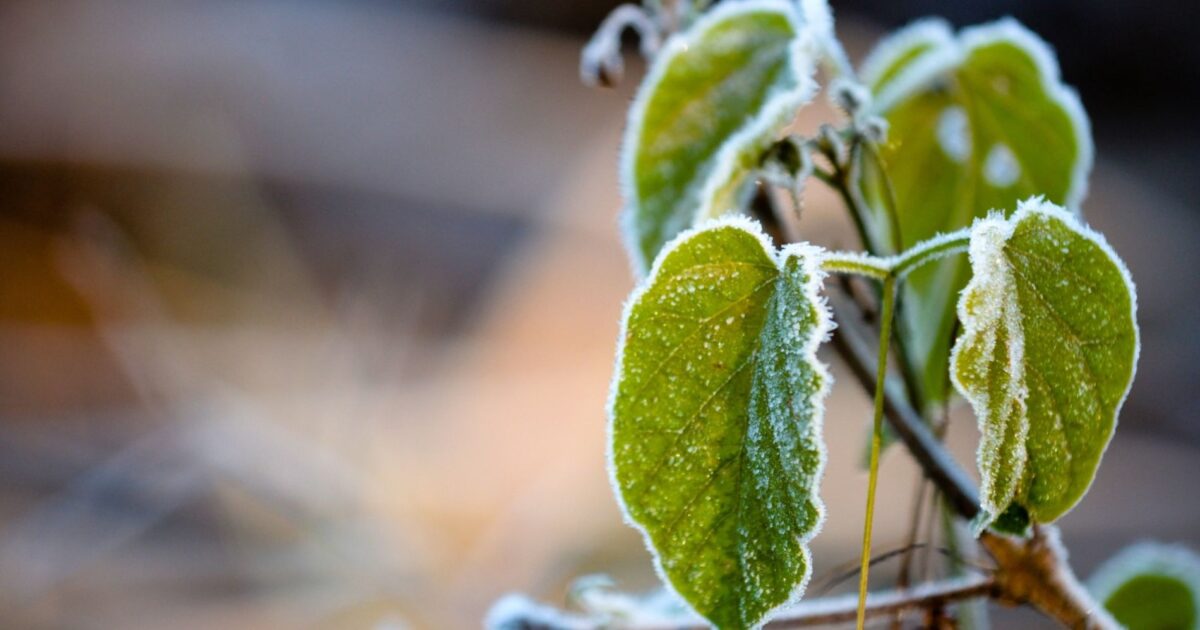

[0,0,1196,628]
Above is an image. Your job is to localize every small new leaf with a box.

[621,0,817,274]
[609,217,832,629]
[951,198,1138,531]
[857,18,1093,408]
[1088,543,1200,630]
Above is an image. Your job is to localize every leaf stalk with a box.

[856,275,896,629]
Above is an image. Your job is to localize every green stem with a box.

[821,253,890,279]
[856,275,897,630]
[890,230,970,277]
[820,229,969,281]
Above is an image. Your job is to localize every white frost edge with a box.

[950,206,1028,522]
[485,593,597,630]
[868,18,1093,211]
[606,214,834,629]
[1087,541,1200,628]
[818,227,970,278]
[799,0,854,78]
[1038,526,1124,629]
[949,197,1140,525]
[858,17,954,90]
[619,0,820,276]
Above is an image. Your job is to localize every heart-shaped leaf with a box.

[857,18,1093,408]
[621,0,817,274]
[609,217,832,629]
[951,198,1138,531]
[1088,543,1200,630]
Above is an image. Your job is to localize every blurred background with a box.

[0,0,1196,628]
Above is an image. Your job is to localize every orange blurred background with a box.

[0,1,1196,628]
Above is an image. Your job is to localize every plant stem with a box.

[821,253,890,279]
[855,275,896,629]
[819,229,969,281]
[890,230,970,277]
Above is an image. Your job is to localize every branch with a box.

[488,577,995,630]
[768,576,993,628]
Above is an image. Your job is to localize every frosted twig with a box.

[581,4,662,87]
[487,577,995,629]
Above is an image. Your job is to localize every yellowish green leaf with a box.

[621,0,817,273]
[609,217,832,629]
[951,199,1137,529]
[858,18,1093,408]
[1089,543,1200,630]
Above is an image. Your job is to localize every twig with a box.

[767,577,994,628]
[489,577,995,630]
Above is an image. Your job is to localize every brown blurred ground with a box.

[0,2,1196,628]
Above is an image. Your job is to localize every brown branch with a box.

[766,577,994,628]
[490,577,995,630]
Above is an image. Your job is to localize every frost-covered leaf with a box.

[621,0,817,273]
[951,199,1137,531]
[1088,543,1200,630]
[609,217,832,629]
[857,18,1093,407]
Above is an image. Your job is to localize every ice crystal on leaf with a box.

[620,0,819,274]
[608,217,832,629]
[951,198,1138,533]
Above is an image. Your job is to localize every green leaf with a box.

[857,18,1093,408]
[950,199,1138,530]
[609,217,832,629]
[1088,543,1200,630]
[621,0,817,274]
